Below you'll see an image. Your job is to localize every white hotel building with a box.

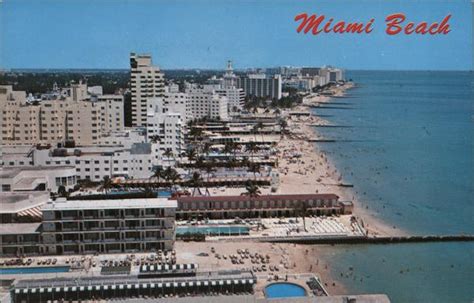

[147,97,185,157]
[185,84,229,121]
[1,143,160,182]
[41,198,177,254]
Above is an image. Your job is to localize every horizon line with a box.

[2,68,472,73]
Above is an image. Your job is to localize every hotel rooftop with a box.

[42,198,177,211]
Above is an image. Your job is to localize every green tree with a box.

[100,176,113,194]
[245,180,261,197]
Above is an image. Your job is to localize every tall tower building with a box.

[130,53,166,127]
[223,60,238,88]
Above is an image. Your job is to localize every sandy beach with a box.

[175,240,347,296]
[275,83,405,238]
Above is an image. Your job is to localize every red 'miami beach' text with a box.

[295,13,452,36]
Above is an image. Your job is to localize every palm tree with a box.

[188,171,204,196]
[246,141,259,162]
[169,170,181,184]
[100,176,113,194]
[150,166,163,188]
[162,167,176,183]
[204,160,216,183]
[252,123,261,142]
[223,142,234,156]
[188,171,203,188]
[163,148,174,166]
[295,201,309,232]
[184,147,197,176]
[150,166,163,195]
[245,180,261,197]
[188,127,203,142]
[185,147,197,163]
[249,162,261,179]
[232,142,241,159]
[195,156,206,170]
[201,142,212,157]
[149,135,160,144]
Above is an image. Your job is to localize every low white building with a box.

[1,143,160,182]
[0,166,77,193]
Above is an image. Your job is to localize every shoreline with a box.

[277,82,406,238]
[274,82,407,295]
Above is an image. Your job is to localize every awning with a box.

[17,206,42,219]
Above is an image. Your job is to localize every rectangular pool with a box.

[176,225,249,236]
[0,266,70,275]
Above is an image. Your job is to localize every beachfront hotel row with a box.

[0,56,394,303]
[0,194,351,256]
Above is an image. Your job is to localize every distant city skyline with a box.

[0,0,472,71]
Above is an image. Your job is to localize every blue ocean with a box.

[313,71,473,303]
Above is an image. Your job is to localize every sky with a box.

[0,0,472,70]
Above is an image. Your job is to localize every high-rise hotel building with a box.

[237,74,282,100]
[130,53,166,127]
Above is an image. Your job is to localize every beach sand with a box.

[175,240,347,295]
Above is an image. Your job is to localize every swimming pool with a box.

[176,225,249,236]
[265,282,307,298]
[0,266,70,275]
